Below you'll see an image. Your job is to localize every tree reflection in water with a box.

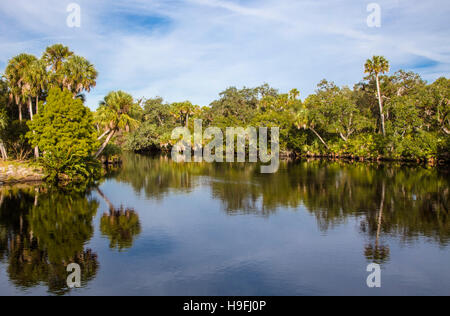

[96,188,141,252]
[0,186,99,295]
[0,154,448,293]
[116,154,449,252]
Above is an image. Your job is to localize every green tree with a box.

[4,54,38,121]
[27,88,99,182]
[0,108,7,160]
[425,77,450,135]
[24,59,48,158]
[364,56,390,136]
[170,101,199,127]
[24,59,48,115]
[94,91,140,159]
[61,55,98,98]
[42,44,74,73]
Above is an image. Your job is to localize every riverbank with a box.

[0,161,45,185]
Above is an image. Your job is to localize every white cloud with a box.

[0,0,449,109]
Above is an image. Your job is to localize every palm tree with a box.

[4,54,37,121]
[61,56,98,98]
[25,59,47,115]
[24,59,47,158]
[365,56,390,136]
[170,101,198,127]
[42,44,74,73]
[94,91,140,159]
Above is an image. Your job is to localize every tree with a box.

[143,97,173,127]
[0,80,8,160]
[27,88,99,182]
[24,59,48,158]
[364,56,390,136]
[0,109,7,160]
[61,55,98,98]
[170,101,199,127]
[24,59,47,115]
[4,54,38,121]
[94,91,140,159]
[305,80,369,143]
[295,108,329,150]
[209,85,277,127]
[426,77,450,135]
[42,44,74,73]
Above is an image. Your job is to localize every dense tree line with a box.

[125,57,449,162]
[1,48,449,184]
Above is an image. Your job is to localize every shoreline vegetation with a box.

[1,44,449,188]
[0,160,44,184]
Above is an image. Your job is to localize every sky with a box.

[0,0,449,110]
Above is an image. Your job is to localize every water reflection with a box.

[117,154,449,247]
[96,188,141,252]
[0,154,448,294]
[0,187,99,295]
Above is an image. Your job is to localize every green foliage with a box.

[125,73,449,162]
[0,188,99,294]
[40,147,101,183]
[1,120,32,160]
[126,122,164,152]
[100,143,123,161]
[27,88,99,182]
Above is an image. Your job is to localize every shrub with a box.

[27,88,99,182]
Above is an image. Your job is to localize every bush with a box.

[27,88,99,182]
[125,122,168,153]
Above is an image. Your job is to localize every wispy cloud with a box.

[0,0,449,109]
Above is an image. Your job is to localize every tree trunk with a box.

[310,127,329,150]
[28,97,33,120]
[29,97,40,159]
[98,129,111,141]
[15,95,22,122]
[376,74,386,136]
[0,142,7,160]
[94,130,115,159]
[95,187,115,212]
[339,133,348,142]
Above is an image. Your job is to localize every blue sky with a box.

[0,0,449,110]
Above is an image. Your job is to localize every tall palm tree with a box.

[365,56,390,136]
[61,56,98,98]
[25,59,48,115]
[94,91,140,159]
[4,54,38,121]
[42,44,74,73]
[24,59,47,158]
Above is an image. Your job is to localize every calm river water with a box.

[0,154,449,295]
